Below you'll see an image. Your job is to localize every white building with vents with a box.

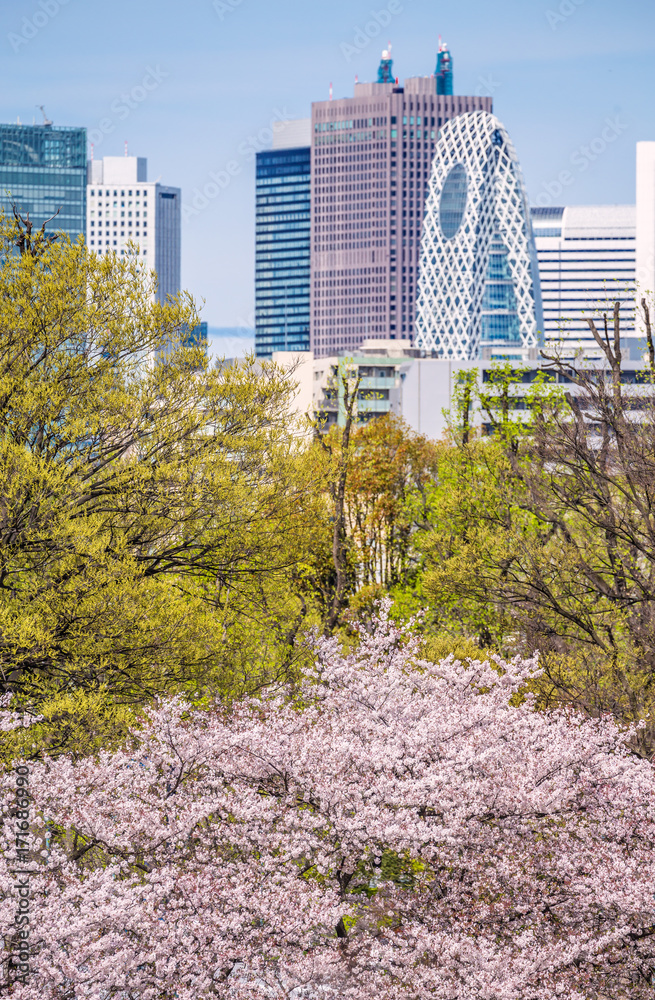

[531,204,636,358]
[87,156,181,304]
[636,142,655,341]
[415,111,541,361]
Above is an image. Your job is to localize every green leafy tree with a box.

[420,309,655,752]
[420,363,561,647]
[0,216,321,742]
[342,414,439,592]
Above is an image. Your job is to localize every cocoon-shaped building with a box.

[415,111,542,360]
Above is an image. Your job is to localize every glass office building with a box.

[255,124,311,358]
[0,123,86,241]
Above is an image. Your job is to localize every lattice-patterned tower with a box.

[415,111,542,360]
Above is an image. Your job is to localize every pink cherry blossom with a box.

[1,602,654,998]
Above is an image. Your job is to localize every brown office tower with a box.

[310,46,491,356]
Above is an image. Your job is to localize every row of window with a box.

[89,189,149,197]
[536,235,635,242]
[91,213,146,221]
[538,249,635,255]
[256,219,310,231]
[91,231,148,239]
[0,173,84,189]
[92,244,147,254]
[256,197,309,212]
[91,201,147,210]
[256,250,309,262]
[256,262,310,273]
[256,177,309,190]
[256,308,309,320]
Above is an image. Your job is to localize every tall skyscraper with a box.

[0,121,86,241]
[415,112,541,361]
[532,205,636,357]
[377,48,395,84]
[255,120,311,358]
[310,47,491,358]
[435,40,453,96]
[87,156,180,303]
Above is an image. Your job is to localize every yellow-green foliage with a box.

[419,437,532,650]
[0,687,137,765]
[0,217,324,745]
[421,633,491,664]
[528,647,655,755]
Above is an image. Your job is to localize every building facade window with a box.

[255,145,311,357]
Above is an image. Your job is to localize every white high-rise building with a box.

[415,112,541,361]
[531,205,636,358]
[87,156,181,304]
[636,142,655,338]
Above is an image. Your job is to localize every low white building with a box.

[272,341,655,444]
[87,155,181,304]
[273,342,466,441]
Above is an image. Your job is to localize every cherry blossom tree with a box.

[1,603,655,999]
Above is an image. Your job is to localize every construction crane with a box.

[37,105,53,126]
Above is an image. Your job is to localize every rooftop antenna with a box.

[124,140,128,156]
[90,142,94,161]
[436,38,453,95]
[37,105,52,126]
[329,81,333,101]
[355,74,359,84]
[378,44,395,84]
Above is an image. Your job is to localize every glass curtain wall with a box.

[0,124,87,241]
[255,147,310,357]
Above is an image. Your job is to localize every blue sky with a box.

[2,0,654,337]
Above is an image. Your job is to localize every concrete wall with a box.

[401,358,477,440]
[271,350,315,430]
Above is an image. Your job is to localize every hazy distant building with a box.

[310,46,492,358]
[416,111,541,361]
[532,204,636,357]
[0,121,86,241]
[435,39,453,96]
[187,321,208,349]
[377,48,395,84]
[87,155,180,303]
[255,119,311,357]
